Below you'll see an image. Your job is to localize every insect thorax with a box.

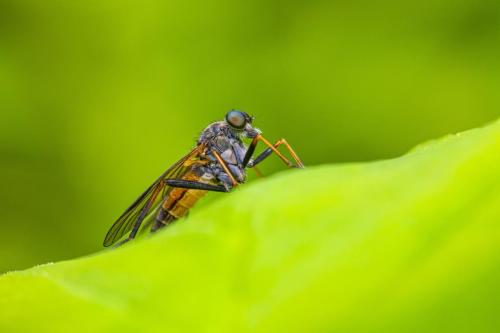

[198,121,247,184]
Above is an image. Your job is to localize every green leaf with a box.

[1,120,499,333]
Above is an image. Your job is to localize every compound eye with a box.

[226,111,246,129]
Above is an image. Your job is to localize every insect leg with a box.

[241,136,265,176]
[242,136,259,168]
[245,135,304,169]
[212,150,239,187]
[257,135,304,168]
[165,179,229,192]
[248,147,273,167]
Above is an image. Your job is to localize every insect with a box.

[103,110,304,247]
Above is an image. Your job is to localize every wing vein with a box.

[103,145,204,246]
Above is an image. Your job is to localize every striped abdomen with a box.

[152,172,207,231]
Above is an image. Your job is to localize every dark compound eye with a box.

[226,111,246,129]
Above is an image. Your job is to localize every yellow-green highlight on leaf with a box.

[1,119,499,333]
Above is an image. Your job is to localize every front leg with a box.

[243,135,305,169]
[242,136,259,168]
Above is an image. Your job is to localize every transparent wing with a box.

[103,145,204,247]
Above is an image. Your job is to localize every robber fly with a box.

[103,110,304,247]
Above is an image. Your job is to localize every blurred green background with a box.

[0,0,499,272]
